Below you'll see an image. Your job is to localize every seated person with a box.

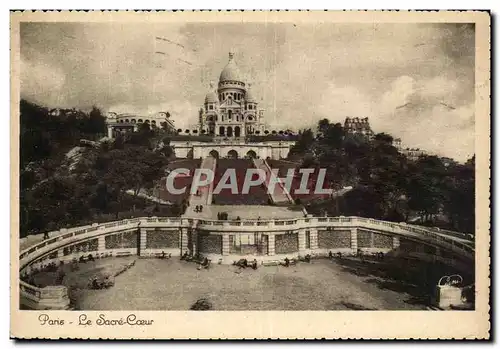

[304,254,311,263]
[284,257,290,267]
[79,255,87,263]
[87,254,95,262]
[181,251,190,260]
[235,258,248,268]
[328,251,333,259]
[201,257,210,269]
[251,259,258,270]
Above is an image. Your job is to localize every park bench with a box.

[262,260,280,266]
[115,251,132,257]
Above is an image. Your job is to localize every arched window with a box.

[228,110,232,120]
[125,119,129,123]
[219,126,225,136]
[209,150,219,159]
[227,149,238,159]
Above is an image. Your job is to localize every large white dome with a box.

[219,52,243,83]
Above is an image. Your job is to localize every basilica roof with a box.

[219,52,243,83]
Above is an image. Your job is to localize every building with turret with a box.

[105,111,175,138]
[344,117,374,139]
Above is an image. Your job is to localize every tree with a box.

[86,106,106,134]
[289,129,314,156]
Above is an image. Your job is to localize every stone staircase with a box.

[189,155,216,207]
[253,158,294,205]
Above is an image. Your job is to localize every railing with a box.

[20,216,474,270]
[18,215,475,310]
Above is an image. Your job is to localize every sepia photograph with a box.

[10,10,490,339]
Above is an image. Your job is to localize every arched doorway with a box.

[235,126,241,137]
[219,126,225,136]
[246,150,257,159]
[227,126,233,137]
[209,150,219,159]
[227,150,238,159]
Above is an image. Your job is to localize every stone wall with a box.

[373,233,393,248]
[275,233,298,254]
[146,229,179,249]
[105,231,137,249]
[198,233,222,254]
[357,230,372,248]
[62,238,98,256]
[318,230,351,249]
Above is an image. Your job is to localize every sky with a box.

[19,22,475,161]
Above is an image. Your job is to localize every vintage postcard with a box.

[10,10,490,339]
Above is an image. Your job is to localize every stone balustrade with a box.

[18,215,474,309]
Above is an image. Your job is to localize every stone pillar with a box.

[298,229,306,253]
[309,228,318,250]
[98,235,106,252]
[392,236,400,249]
[139,228,147,256]
[191,230,198,256]
[180,228,188,254]
[350,228,358,254]
[268,234,275,256]
[222,234,230,256]
[107,126,113,138]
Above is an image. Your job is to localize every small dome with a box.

[219,52,242,83]
[245,85,257,102]
[205,91,218,103]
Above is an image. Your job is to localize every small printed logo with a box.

[165,168,333,196]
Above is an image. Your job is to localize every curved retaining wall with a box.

[19,216,474,309]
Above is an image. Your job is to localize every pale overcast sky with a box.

[20,22,474,161]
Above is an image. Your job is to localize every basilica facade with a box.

[199,52,266,137]
[170,52,294,160]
